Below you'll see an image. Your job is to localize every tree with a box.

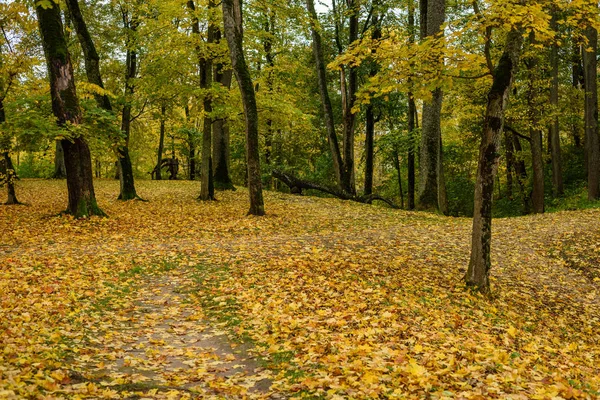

[0,93,20,205]
[222,0,265,215]
[525,34,544,214]
[583,18,599,200]
[466,28,523,293]
[36,0,105,218]
[417,0,447,214]
[0,30,21,205]
[65,0,141,201]
[188,0,216,200]
[363,10,382,197]
[548,10,563,197]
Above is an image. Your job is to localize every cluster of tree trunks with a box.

[36,1,105,218]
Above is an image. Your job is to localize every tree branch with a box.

[505,124,531,142]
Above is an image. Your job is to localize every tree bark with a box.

[466,29,523,293]
[36,1,104,218]
[53,141,67,178]
[65,0,111,111]
[572,42,584,147]
[341,0,358,195]
[212,26,234,190]
[549,13,563,197]
[213,68,235,190]
[156,104,166,180]
[364,13,381,197]
[2,151,19,205]
[503,130,514,199]
[512,132,530,214]
[407,1,416,210]
[117,13,140,200]
[526,35,544,214]
[67,0,139,200]
[262,11,275,170]
[417,0,447,213]
[0,96,20,205]
[306,0,345,191]
[584,24,599,200]
[393,148,404,208]
[222,0,265,215]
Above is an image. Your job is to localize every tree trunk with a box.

[53,141,67,178]
[503,130,514,199]
[36,1,104,218]
[263,11,275,171]
[364,13,381,197]
[527,34,544,214]
[407,1,416,210]
[117,14,140,200]
[3,151,19,205]
[572,42,584,148]
[512,133,530,214]
[213,27,235,190]
[67,0,139,200]
[341,0,358,195]
[364,106,375,196]
[156,104,166,180]
[222,0,265,215]
[417,0,447,213]
[306,0,345,191]
[65,0,111,111]
[584,24,600,200]
[466,29,523,293]
[189,0,216,200]
[393,148,404,209]
[118,45,139,200]
[549,13,563,197]
[0,97,20,205]
[184,104,196,180]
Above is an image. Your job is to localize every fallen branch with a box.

[272,169,400,209]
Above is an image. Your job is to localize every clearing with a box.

[1,180,599,399]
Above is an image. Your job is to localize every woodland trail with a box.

[1,180,599,399]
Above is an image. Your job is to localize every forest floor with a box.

[1,179,599,399]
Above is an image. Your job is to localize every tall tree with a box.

[222,0,265,215]
[549,11,563,196]
[466,28,523,293]
[213,60,235,190]
[66,0,140,201]
[0,99,19,205]
[526,34,544,214]
[407,0,416,210]
[364,11,381,197]
[417,0,447,213]
[306,0,354,195]
[156,103,166,180]
[0,45,20,205]
[36,1,104,217]
[118,8,142,200]
[189,0,216,200]
[584,21,599,200]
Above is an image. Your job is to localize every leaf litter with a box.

[0,180,598,399]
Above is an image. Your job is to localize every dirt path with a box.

[66,269,281,399]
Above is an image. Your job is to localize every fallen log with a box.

[272,169,400,209]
